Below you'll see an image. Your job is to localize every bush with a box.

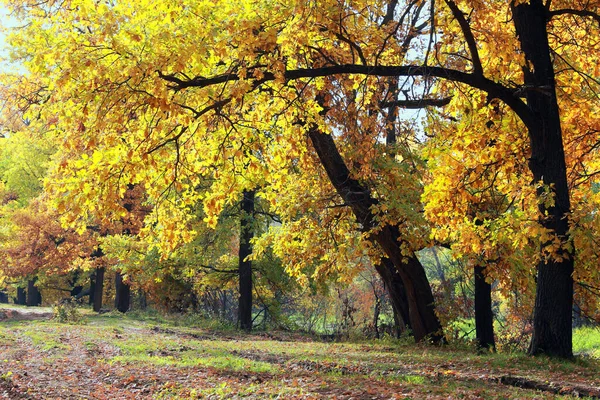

[53,299,83,324]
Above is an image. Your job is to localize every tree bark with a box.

[512,0,574,358]
[93,267,105,312]
[15,287,26,305]
[373,293,381,339]
[89,273,95,306]
[376,258,410,332]
[114,272,131,313]
[26,279,41,306]
[238,189,255,331]
[308,127,442,342]
[474,265,495,351]
[0,290,8,304]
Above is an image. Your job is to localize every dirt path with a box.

[0,305,53,321]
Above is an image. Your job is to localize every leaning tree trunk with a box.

[115,272,131,313]
[512,0,574,358]
[238,189,255,332]
[308,127,442,343]
[474,265,495,351]
[93,267,105,312]
[26,279,41,306]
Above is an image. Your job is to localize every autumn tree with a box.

[3,0,600,356]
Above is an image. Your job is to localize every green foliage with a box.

[52,300,83,324]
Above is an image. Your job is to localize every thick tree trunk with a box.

[0,290,8,303]
[512,0,573,358]
[308,127,442,342]
[26,279,41,306]
[93,267,105,312]
[238,189,255,331]
[376,258,410,332]
[69,271,83,298]
[474,265,495,351]
[114,272,131,313]
[16,287,26,305]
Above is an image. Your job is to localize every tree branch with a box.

[444,0,484,75]
[380,96,452,108]
[549,8,600,25]
[158,64,534,128]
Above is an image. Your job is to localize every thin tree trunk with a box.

[430,247,447,283]
[89,273,95,306]
[512,0,573,358]
[474,265,495,351]
[93,267,105,312]
[373,294,381,339]
[308,126,442,342]
[138,290,147,310]
[114,272,131,313]
[238,189,255,331]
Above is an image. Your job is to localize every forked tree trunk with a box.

[308,127,442,342]
[512,0,573,358]
[115,272,131,313]
[474,265,495,351]
[238,189,255,331]
[93,267,105,312]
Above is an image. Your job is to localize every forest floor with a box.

[0,305,599,399]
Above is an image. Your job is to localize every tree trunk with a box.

[26,279,41,306]
[373,294,381,339]
[474,265,495,351]
[138,290,148,310]
[0,290,8,304]
[114,272,131,313]
[238,189,255,331]
[430,247,447,283]
[16,287,26,305]
[512,0,573,358]
[308,126,442,343]
[93,267,105,312]
[376,258,410,332]
[89,273,96,306]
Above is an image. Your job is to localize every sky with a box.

[0,5,19,72]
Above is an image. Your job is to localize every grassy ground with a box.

[0,307,599,399]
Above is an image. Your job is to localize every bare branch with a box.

[444,0,484,75]
[380,96,452,108]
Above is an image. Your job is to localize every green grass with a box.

[573,326,600,357]
[0,308,597,399]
